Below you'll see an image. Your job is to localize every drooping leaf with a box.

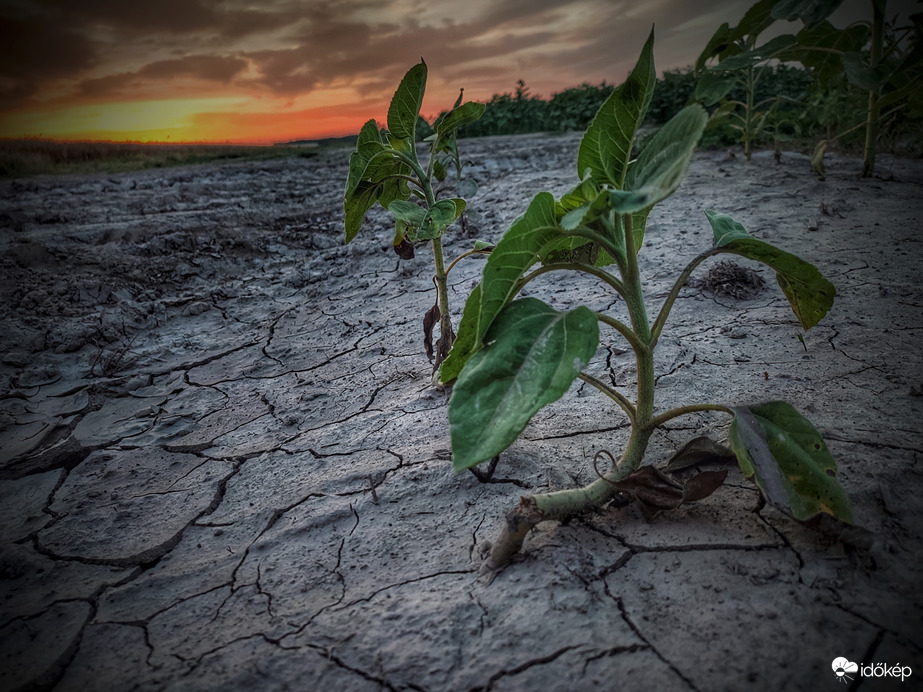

[610,104,707,217]
[666,436,736,472]
[344,180,382,243]
[729,401,853,523]
[433,158,447,181]
[422,302,440,362]
[449,298,599,470]
[477,191,563,343]
[695,72,737,106]
[393,236,415,259]
[811,139,827,180]
[706,209,835,330]
[771,0,846,29]
[438,282,481,384]
[608,465,728,520]
[388,60,427,143]
[577,29,656,188]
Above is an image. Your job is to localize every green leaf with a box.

[388,200,426,228]
[433,158,447,182]
[417,198,466,240]
[449,298,599,470]
[712,34,798,71]
[842,51,888,93]
[458,177,479,198]
[706,209,835,330]
[577,29,656,188]
[696,22,734,70]
[344,180,382,243]
[388,61,427,143]
[344,120,414,243]
[771,0,846,29]
[542,236,602,266]
[477,191,563,342]
[732,0,779,42]
[695,72,737,106]
[610,104,707,216]
[785,21,868,84]
[729,401,853,523]
[560,188,611,231]
[436,101,486,135]
[439,282,482,384]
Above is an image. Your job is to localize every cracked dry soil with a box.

[1,133,921,691]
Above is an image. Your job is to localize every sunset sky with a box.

[0,0,904,144]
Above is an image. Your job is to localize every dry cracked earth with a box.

[1,133,922,691]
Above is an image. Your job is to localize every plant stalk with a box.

[483,213,659,573]
[484,425,653,572]
[431,235,455,367]
[862,0,885,178]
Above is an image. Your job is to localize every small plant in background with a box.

[694,0,804,161]
[697,0,922,175]
[344,60,485,369]
[774,0,923,177]
[444,30,860,572]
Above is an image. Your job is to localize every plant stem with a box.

[484,425,652,571]
[595,312,645,354]
[744,66,755,161]
[649,403,733,428]
[516,262,626,300]
[650,248,720,346]
[445,248,490,276]
[863,0,885,178]
[395,144,458,368]
[431,235,455,365]
[577,372,636,425]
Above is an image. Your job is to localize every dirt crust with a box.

[1,134,922,690]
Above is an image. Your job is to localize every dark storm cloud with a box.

[39,0,226,34]
[0,0,306,108]
[76,55,249,98]
[0,0,769,113]
[0,13,97,108]
[240,0,571,97]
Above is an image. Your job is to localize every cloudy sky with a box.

[0,0,905,144]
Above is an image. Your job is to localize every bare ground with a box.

[1,133,922,691]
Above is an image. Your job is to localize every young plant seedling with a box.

[344,60,485,368]
[694,0,802,161]
[445,30,858,572]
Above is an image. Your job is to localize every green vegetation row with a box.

[417,61,919,157]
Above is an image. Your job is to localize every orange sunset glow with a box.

[0,0,889,144]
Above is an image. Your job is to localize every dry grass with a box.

[0,139,319,179]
